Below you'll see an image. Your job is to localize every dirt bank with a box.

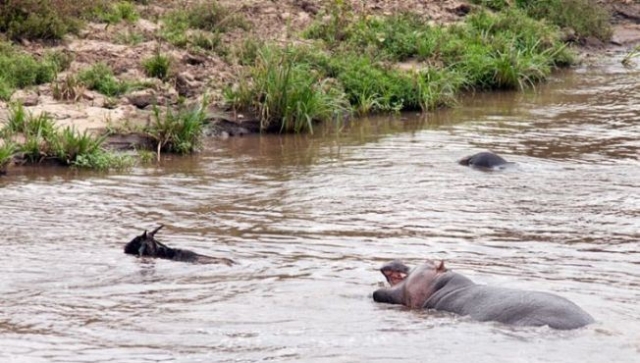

[1,0,639,143]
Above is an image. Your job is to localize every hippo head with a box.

[458,155,474,166]
[380,260,411,286]
[124,225,164,256]
[374,259,449,308]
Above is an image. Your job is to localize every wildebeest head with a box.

[124,225,165,256]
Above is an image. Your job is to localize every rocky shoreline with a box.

[1,0,640,154]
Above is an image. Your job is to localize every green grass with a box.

[142,52,172,81]
[226,46,352,133]
[0,104,132,169]
[136,149,157,164]
[77,63,129,97]
[469,0,613,41]
[115,29,145,45]
[4,102,29,134]
[307,7,573,91]
[146,99,209,155]
[159,1,248,49]
[73,150,134,170]
[50,126,107,164]
[52,74,82,101]
[0,141,16,174]
[0,0,102,41]
[226,6,578,133]
[0,42,70,101]
[516,0,612,41]
[92,1,139,24]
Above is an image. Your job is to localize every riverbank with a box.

[1,0,640,172]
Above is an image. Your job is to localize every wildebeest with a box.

[124,225,235,265]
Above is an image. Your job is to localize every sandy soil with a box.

[1,0,639,137]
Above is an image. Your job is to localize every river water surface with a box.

[1,54,639,363]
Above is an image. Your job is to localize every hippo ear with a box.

[436,260,447,272]
[142,230,148,238]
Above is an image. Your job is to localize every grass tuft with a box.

[160,1,248,48]
[78,63,129,97]
[226,45,352,133]
[0,42,68,100]
[516,0,612,41]
[52,74,83,102]
[0,0,103,41]
[0,104,132,169]
[0,141,17,174]
[92,1,139,24]
[142,51,172,81]
[146,98,209,156]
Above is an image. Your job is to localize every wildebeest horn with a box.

[149,224,164,237]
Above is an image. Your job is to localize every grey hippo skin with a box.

[373,260,594,330]
[124,225,235,265]
[458,151,511,169]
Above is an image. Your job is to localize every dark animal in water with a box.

[124,225,235,265]
[458,151,512,169]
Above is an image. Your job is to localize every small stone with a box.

[183,53,206,65]
[82,91,95,101]
[11,90,39,106]
[298,11,310,22]
[176,72,201,97]
[127,90,156,109]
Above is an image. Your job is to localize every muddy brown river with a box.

[2,53,639,363]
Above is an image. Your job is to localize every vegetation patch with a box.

[304,7,573,90]
[0,43,71,101]
[228,5,575,133]
[77,63,129,97]
[91,1,139,25]
[0,0,103,41]
[225,45,352,133]
[142,51,172,81]
[159,1,248,50]
[0,141,17,174]
[146,99,209,156]
[52,74,83,102]
[0,103,133,170]
[470,0,612,41]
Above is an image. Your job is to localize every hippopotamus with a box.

[373,260,594,330]
[124,225,235,265]
[458,151,512,169]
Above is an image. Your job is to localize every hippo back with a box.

[426,282,595,330]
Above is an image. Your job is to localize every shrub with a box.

[4,102,29,134]
[50,126,107,165]
[451,9,573,89]
[142,52,171,81]
[52,74,82,101]
[78,63,129,97]
[92,1,139,24]
[0,42,66,100]
[3,105,129,169]
[0,141,16,174]
[73,150,134,170]
[160,1,248,48]
[146,99,208,155]
[227,46,351,133]
[0,0,101,41]
[303,0,355,45]
[516,0,612,41]
[115,29,145,45]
